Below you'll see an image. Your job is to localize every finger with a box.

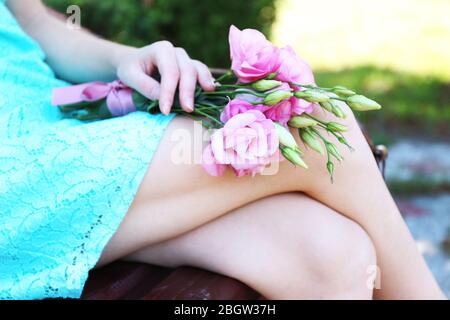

[122,66,161,101]
[175,48,197,112]
[154,41,180,115]
[193,60,215,92]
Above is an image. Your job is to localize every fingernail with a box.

[184,96,194,112]
[160,102,169,115]
[185,104,194,112]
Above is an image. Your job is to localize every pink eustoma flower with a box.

[221,95,296,126]
[276,45,316,114]
[220,98,269,123]
[202,110,279,177]
[264,99,295,125]
[229,25,280,83]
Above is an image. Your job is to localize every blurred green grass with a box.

[315,66,450,143]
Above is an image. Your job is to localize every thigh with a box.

[122,193,374,299]
[98,116,305,265]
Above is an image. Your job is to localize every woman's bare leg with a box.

[99,105,444,299]
[125,193,377,300]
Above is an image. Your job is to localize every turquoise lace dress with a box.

[0,1,175,299]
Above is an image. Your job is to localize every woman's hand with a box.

[116,41,216,115]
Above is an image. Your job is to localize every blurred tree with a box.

[44,0,276,67]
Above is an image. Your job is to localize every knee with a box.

[303,219,377,296]
[224,206,377,299]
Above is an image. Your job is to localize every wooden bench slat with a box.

[81,262,169,300]
[81,262,261,300]
[141,266,261,300]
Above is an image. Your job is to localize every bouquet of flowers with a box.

[52,26,381,180]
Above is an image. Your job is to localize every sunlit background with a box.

[45,0,450,296]
[273,0,450,79]
[272,0,450,139]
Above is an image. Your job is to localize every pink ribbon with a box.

[52,80,136,117]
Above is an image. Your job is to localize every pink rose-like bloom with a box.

[276,46,316,114]
[276,46,315,85]
[229,25,280,83]
[220,98,269,123]
[221,95,294,126]
[221,97,292,126]
[202,110,279,177]
[264,99,294,125]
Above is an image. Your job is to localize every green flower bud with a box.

[263,90,293,106]
[336,135,353,150]
[251,79,282,92]
[288,116,318,128]
[281,146,308,169]
[331,104,346,119]
[266,72,278,80]
[320,101,334,112]
[327,161,334,179]
[326,142,342,161]
[346,95,382,111]
[294,90,330,103]
[332,86,356,97]
[273,122,298,149]
[300,129,324,155]
[326,122,348,132]
[337,136,347,144]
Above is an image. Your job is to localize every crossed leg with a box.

[98,105,445,299]
[124,193,377,299]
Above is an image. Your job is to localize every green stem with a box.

[202,95,230,105]
[192,108,223,127]
[310,127,334,179]
[304,113,329,126]
[289,82,333,91]
[172,104,222,127]
[203,90,235,96]
[303,115,345,142]
[214,71,234,83]
[310,127,329,143]
[216,84,247,89]
[332,131,354,150]
[195,103,223,110]
[234,88,266,97]
[203,88,266,98]
[290,83,350,99]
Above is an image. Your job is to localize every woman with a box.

[0,0,445,299]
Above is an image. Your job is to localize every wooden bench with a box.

[81,261,262,300]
